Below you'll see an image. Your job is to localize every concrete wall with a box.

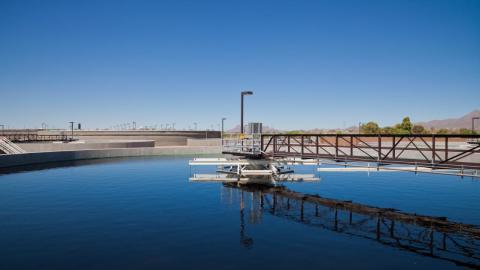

[187,138,221,147]
[0,146,221,168]
[18,140,155,153]
[76,135,186,146]
[38,130,221,146]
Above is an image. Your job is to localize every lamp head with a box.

[241,91,253,96]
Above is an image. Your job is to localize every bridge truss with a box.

[257,134,480,170]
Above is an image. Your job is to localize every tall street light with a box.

[472,117,479,134]
[241,91,253,136]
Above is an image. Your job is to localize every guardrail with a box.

[3,133,71,143]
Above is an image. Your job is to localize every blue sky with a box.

[1,0,479,130]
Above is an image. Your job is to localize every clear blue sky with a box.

[1,0,479,130]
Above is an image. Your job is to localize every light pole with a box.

[240,91,253,136]
[472,117,479,134]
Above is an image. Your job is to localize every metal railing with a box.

[4,133,70,142]
[261,133,480,169]
[222,134,263,155]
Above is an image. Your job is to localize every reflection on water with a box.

[222,184,480,269]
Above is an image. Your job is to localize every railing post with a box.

[350,135,353,156]
[273,135,277,155]
[288,135,291,154]
[432,135,436,164]
[335,135,339,159]
[260,135,264,153]
[301,135,304,157]
[378,135,382,161]
[316,135,319,156]
[392,136,396,159]
[445,137,448,161]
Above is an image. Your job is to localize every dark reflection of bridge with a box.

[222,184,480,269]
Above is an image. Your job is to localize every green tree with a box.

[436,128,449,135]
[458,128,477,135]
[412,124,426,134]
[286,130,303,134]
[381,126,395,134]
[361,121,380,134]
[400,117,413,133]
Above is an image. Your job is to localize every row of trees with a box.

[360,117,477,135]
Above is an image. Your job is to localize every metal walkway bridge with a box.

[223,134,480,171]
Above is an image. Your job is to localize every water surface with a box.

[0,157,479,269]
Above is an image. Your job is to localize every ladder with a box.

[0,137,26,154]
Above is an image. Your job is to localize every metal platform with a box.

[188,157,319,184]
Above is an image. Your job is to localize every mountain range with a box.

[227,110,480,133]
[417,110,480,129]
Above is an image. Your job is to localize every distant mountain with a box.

[417,110,480,129]
[226,110,480,133]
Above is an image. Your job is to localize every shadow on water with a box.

[223,184,480,269]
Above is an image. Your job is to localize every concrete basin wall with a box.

[0,146,221,168]
[187,139,221,147]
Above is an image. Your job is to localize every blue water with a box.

[0,157,479,270]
